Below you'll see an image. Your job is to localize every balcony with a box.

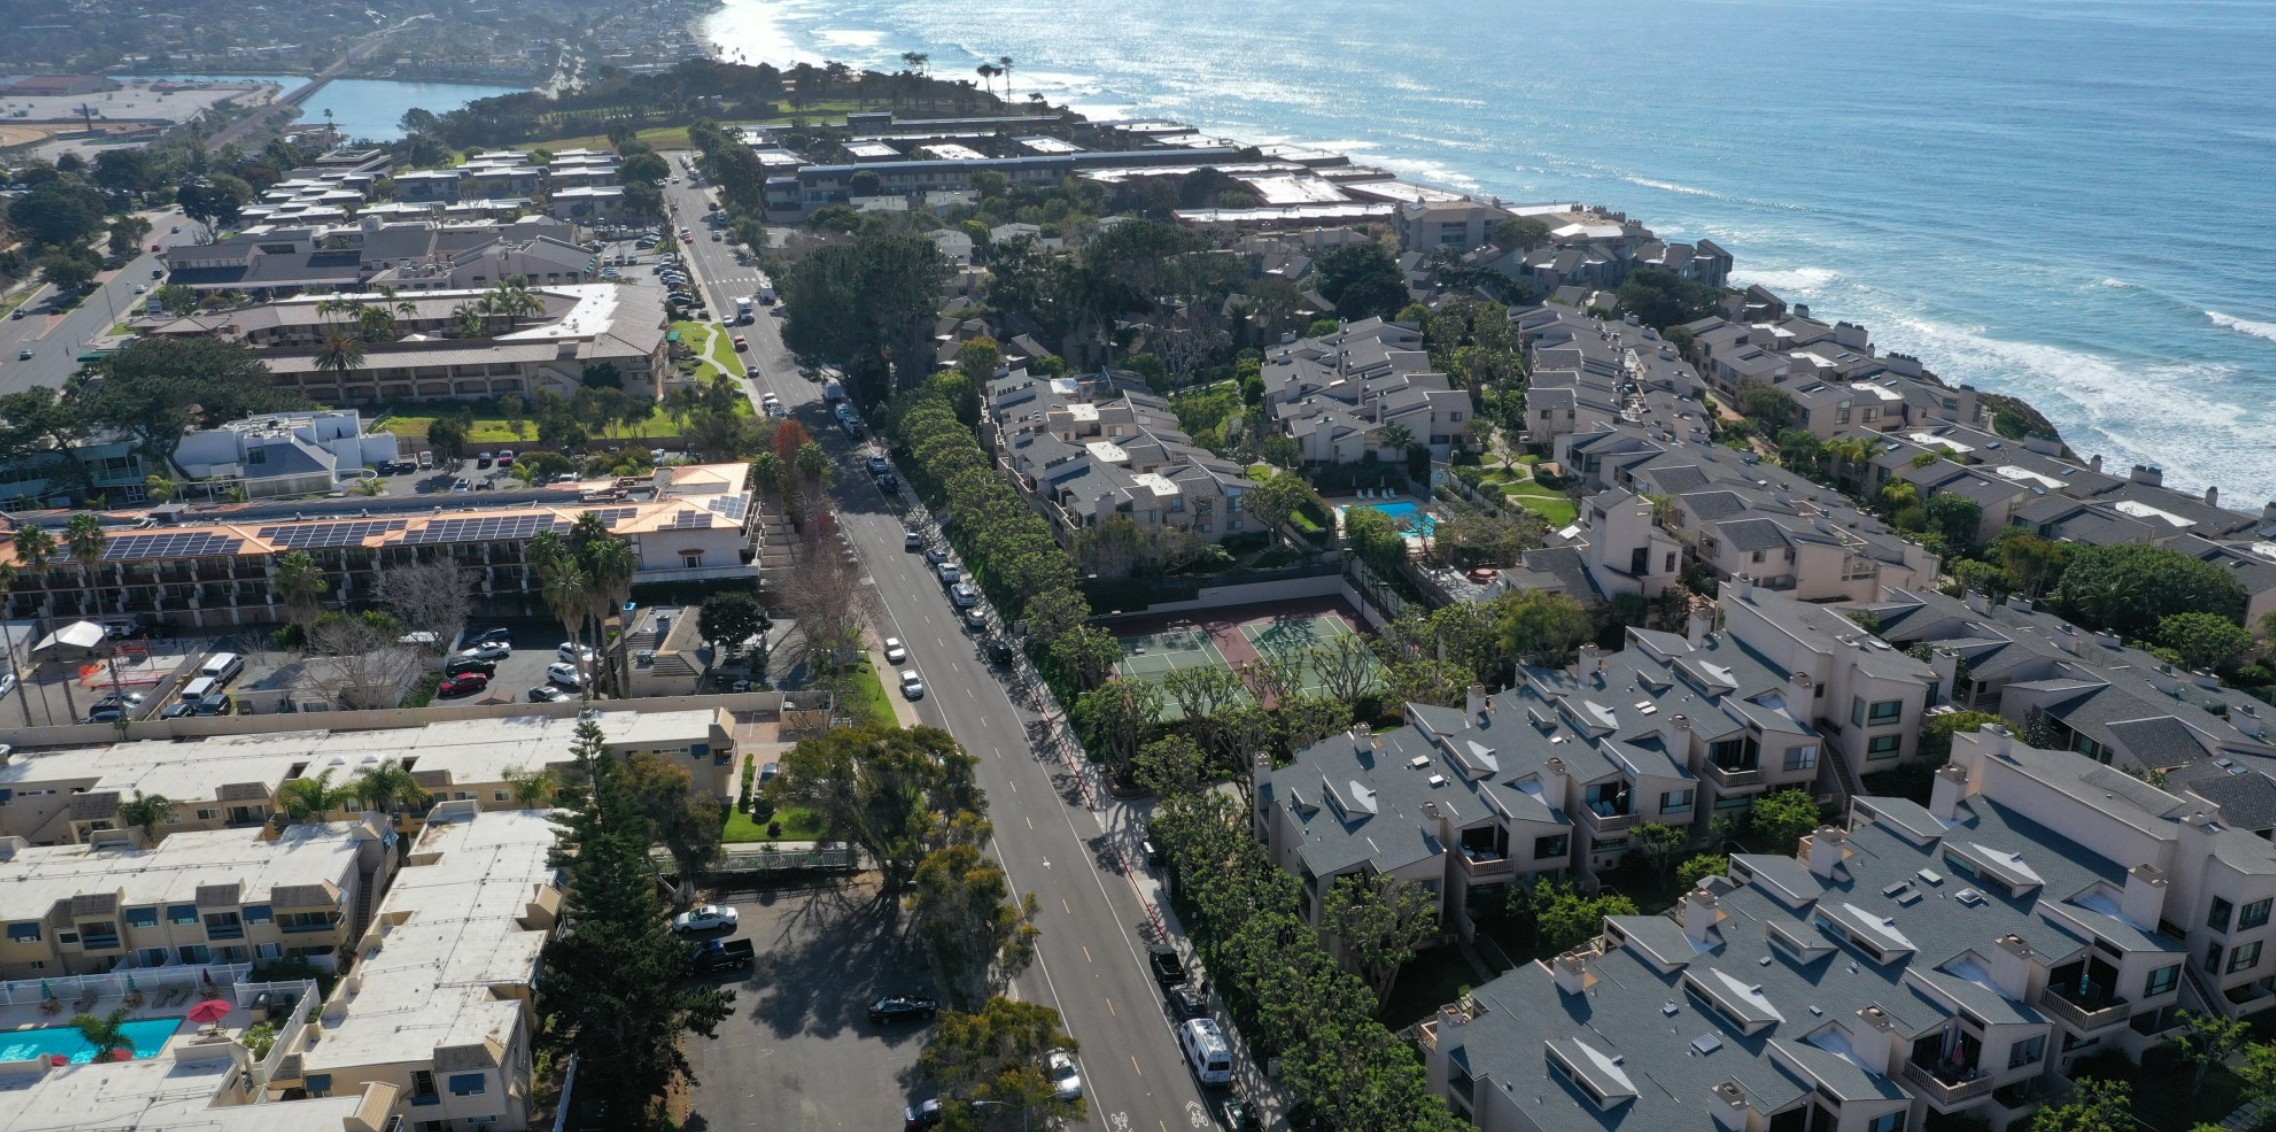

[1581,803,1633,834]
[2038,985,2130,1033]
[1458,848,1516,880]
[1903,1061,1994,1107]
[1703,763,1765,789]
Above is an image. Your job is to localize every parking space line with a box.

[1130,1056,1143,1078]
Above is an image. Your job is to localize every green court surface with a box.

[1113,611,1378,704]
[1112,625,1227,679]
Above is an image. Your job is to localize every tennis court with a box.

[1111,599,1381,707]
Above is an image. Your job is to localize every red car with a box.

[438,672,490,698]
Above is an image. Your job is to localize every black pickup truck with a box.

[690,938,754,974]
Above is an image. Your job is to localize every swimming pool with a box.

[1344,500,1438,536]
[0,1016,183,1063]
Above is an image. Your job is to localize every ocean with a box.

[702,0,2276,506]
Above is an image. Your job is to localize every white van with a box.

[1177,1018,1233,1086]
[199,652,244,686]
[179,676,219,703]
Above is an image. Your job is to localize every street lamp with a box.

[966,1099,1030,1132]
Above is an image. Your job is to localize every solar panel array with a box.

[103,532,247,561]
[256,519,410,549]
[576,507,640,527]
[402,514,553,546]
[661,510,714,530]
[702,493,751,522]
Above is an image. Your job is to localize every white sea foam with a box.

[1623,175,1722,200]
[2099,277,2133,289]
[1734,266,1839,294]
[814,28,886,48]
[2208,310,2276,344]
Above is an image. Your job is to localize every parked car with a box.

[1149,946,1189,987]
[545,661,585,688]
[903,1099,942,1131]
[1217,1097,1263,1131]
[82,705,125,724]
[689,938,755,974]
[878,472,899,494]
[883,637,908,664]
[160,701,198,719]
[1167,985,1209,1021]
[94,691,146,710]
[960,605,987,632]
[986,639,1016,667]
[866,454,890,476]
[438,672,490,698]
[904,529,924,551]
[925,546,951,566]
[899,669,925,701]
[451,478,471,492]
[528,685,575,703]
[460,641,511,661]
[466,627,512,646]
[671,905,738,934]
[444,657,497,677]
[867,995,938,1024]
[1047,1050,1083,1100]
[556,642,596,663]
[935,562,961,584]
[949,583,980,609]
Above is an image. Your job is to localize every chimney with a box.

[1421,799,1440,823]
[2262,501,2276,524]
[2007,595,2033,614]
[1687,608,1713,646]
[1786,671,1815,713]
[1551,947,1598,995]
[1929,763,1968,821]
[2052,624,2078,655]
[1990,933,2037,1001]
[2131,464,2163,487]
[1251,751,1273,796]
[1578,644,1604,680]
[2121,864,2168,932]
[1681,888,1725,945]
[2205,484,2220,508]
[2089,453,2103,474]
[1542,757,1572,815]
[1964,589,1990,614]
[1466,684,1488,720]
[1727,574,1755,600]
[1804,826,1847,878]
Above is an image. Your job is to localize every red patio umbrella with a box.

[185,998,232,1026]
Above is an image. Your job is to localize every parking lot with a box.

[681,878,935,1132]
[431,617,585,705]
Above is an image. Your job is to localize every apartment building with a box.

[1416,727,2226,1132]
[986,372,1256,546]
[1257,319,1474,462]
[1863,586,2276,828]
[266,805,560,1131]
[162,215,583,297]
[0,708,743,845]
[0,464,758,627]
[0,817,391,979]
[1721,579,1938,777]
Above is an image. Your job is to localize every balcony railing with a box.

[1704,763,1764,789]
[2038,985,2130,1032]
[1903,1061,1994,1107]
[1582,805,1634,833]
[206,925,245,942]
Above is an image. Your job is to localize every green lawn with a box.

[723,804,825,843]
[516,104,885,152]
[672,320,747,381]
[1500,479,1579,527]
[843,664,897,729]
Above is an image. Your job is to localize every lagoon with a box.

[120,74,525,141]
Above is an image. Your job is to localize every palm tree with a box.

[116,791,173,846]
[998,55,1015,105]
[580,534,638,695]
[277,769,349,823]
[355,303,397,342]
[489,277,544,330]
[531,532,593,678]
[450,302,488,338]
[70,1008,135,1063]
[314,330,364,403]
[1378,422,1415,456]
[144,474,180,503]
[14,524,56,585]
[976,63,1000,101]
[271,549,328,628]
[350,758,431,825]
[64,513,106,615]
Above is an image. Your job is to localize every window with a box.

[2146,964,2181,997]
[1784,745,1819,772]
[1535,834,1570,860]
[2243,899,2272,931]
[1661,789,1694,816]
[1852,697,1867,727]
[138,948,167,967]
[1866,734,1903,759]
[178,944,211,964]
[125,907,158,928]
[256,943,283,959]
[2210,897,2236,932]
[1867,700,1903,724]
[2232,941,2263,974]
[241,905,272,924]
[448,1073,487,1097]
[204,912,243,941]
[494,791,508,802]
[2008,1034,2046,1069]
[680,551,704,569]
[167,904,199,925]
[6,923,40,942]
[2208,942,2225,974]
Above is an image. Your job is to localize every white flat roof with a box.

[1,710,725,802]
[1236,173,1353,206]
[1847,381,1905,402]
[0,821,369,921]
[1992,465,2066,490]
[0,1056,369,1132]
[926,144,986,161]
[2112,499,2193,527]
[304,809,557,1074]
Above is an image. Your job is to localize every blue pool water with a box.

[1347,500,1436,536]
[0,1016,184,1063]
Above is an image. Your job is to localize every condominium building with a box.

[0,464,759,627]
[0,708,743,846]
[0,817,392,979]
[1413,727,2261,1132]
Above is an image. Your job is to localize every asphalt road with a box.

[0,208,193,397]
[661,171,1233,1132]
